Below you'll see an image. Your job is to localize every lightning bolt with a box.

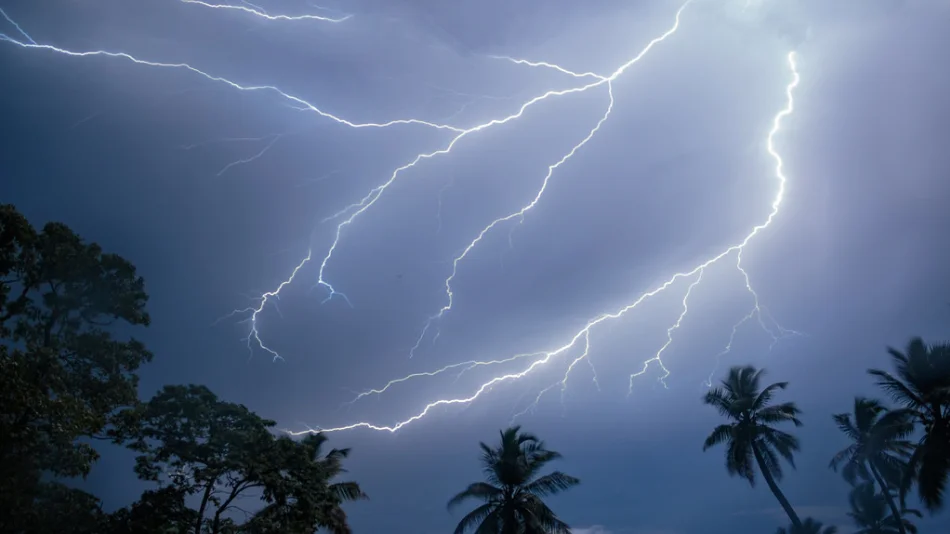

[0,7,35,44]
[289,49,801,435]
[1,2,804,434]
[407,2,692,357]
[179,0,351,23]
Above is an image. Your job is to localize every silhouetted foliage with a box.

[111,384,365,534]
[0,203,152,531]
[703,365,803,529]
[775,517,837,534]
[243,433,367,534]
[829,397,915,533]
[869,338,950,512]
[847,482,921,534]
[448,426,579,534]
[109,487,198,534]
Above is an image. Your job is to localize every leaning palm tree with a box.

[448,426,580,534]
[776,517,837,534]
[847,482,922,534]
[829,397,915,534]
[703,365,803,529]
[869,337,950,512]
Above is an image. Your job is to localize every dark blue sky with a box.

[2,0,949,532]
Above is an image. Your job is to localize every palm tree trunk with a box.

[868,462,908,534]
[752,442,801,529]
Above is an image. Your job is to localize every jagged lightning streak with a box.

[0,7,35,44]
[291,50,800,435]
[408,2,692,357]
[0,17,520,362]
[215,133,282,176]
[341,351,546,406]
[180,0,351,22]
[628,269,705,392]
[0,37,462,133]
[281,2,693,363]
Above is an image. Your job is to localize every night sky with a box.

[2,0,950,532]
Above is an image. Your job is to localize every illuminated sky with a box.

[2,0,949,532]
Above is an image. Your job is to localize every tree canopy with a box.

[448,426,579,534]
[0,203,152,531]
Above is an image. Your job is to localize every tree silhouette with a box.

[829,397,915,533]
[246,433,367,534]
[112,385,365,534]
[847,482,921,534]
[447,426,579,534]
[775,517,837,534]
[0,204,152,531]
[869,338,950,512]
[703,365,803,529]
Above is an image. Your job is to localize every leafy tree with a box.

[447,426,579,534]
[27,481,113,534]
[244,433,367,534]
[703,365,803,529]
[847,482,921,534]
[869,338,950,512]
[829,397,915,533]
[775,517,837,534]
[108,487,199,534]
[0,204,152,530]
[112,384,364,534]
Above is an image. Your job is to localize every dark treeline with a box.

[1,203,948,533]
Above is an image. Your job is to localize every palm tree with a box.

[447,426,580,534]
[775,517,837,534]
[703,365,803,529]
[847,482,921,534]
[869,337,950,512]
[829,397,915,533]
[247,434,366,534]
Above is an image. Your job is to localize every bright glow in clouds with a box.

[0,0,802,435]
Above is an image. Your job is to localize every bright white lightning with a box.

[0,7,35,44]
[341,351,546,406]
[180,0,351,23]
[627,269,705,394]
[291,50,801,436]
[0,36,462,133]
[0,20,523,362]
[407,2,692,357]
[255,1,693,364]
[0,1,803,434]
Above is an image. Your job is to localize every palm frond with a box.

[868,369,926,411]
[452,502,497,534]
[329,481,367,502]
[757,402,803,427]
[832,412,861,441]
[759,440,784,481]
[727,435,755,485]
[751,381,788,411]
[447,482,503,510]
[761,428,799,468]
[703,424,733,451]
[522,472,580,497]
[703,388,737,419]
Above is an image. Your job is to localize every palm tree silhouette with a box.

[703,365,803,529]
[829,397,915,534]
[869,337,950,512]
[847,482,921,534]
[776,517,837,534]
[447,426,579,534]
[248,434,366,534]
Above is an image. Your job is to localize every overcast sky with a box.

[2,0,950,532]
